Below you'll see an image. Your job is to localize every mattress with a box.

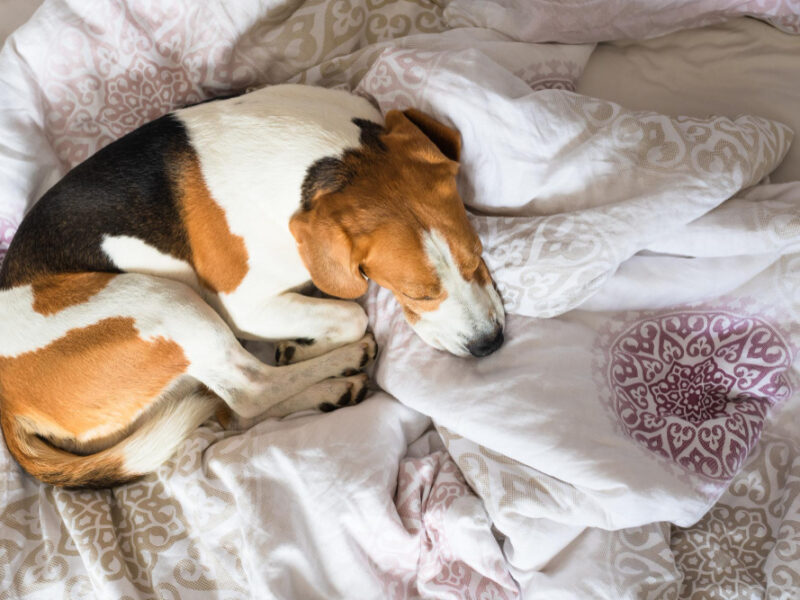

[0,3,799,599]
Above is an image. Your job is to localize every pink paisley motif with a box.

[98,59,198,137]
[513,59,582,91]
[605,311,793,482]
[652,359,736,423]
[394,53,430,88]
[32,0,259,172]
[357,49,438,112]
[358,48,587,113]
[377,451,519,599]
[0,216,18,265]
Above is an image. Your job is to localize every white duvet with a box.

[359,46,800,597]
[1,2,800,599]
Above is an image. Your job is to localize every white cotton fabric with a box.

[360,41,800,568]
[2,2,800,599]
[578,17,800,183]
[441,0,800,42]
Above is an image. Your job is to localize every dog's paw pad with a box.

[336,386,354,406]
[318,374,369,412]
[337,374,369,407]
[275,344,295,365]
[352,383,369,404]
[275,338,315,365]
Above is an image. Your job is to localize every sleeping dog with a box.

[0,84,505,488]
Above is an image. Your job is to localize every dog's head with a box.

[290,108,504,357]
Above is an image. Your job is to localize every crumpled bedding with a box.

[1,1,799,599]
[361,46,800,598]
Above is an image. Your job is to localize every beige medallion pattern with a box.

[2,1,800,599]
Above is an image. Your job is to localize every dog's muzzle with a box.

[466,326,504,357]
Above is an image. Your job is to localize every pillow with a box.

[578,17,800,183]
[442,0,800,43]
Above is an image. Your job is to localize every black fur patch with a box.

[354,385,368,404]
[300,156,352,211]
[282,345,296,363]
[294,337,314,346]
[353,118,386,152]
[299,118,386,211]
[0,114,194,289]
[336,388,353,406]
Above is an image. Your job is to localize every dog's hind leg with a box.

[220,372,370,430]
[0,272,374,486]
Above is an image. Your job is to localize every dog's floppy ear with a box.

[289,205,367,299]
[384,108,461,162]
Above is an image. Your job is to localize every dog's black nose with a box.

[467,329,504,357]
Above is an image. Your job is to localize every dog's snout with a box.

[467,328,504,357]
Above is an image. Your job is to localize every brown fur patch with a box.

[472,259,491,287]
[31,272,116,315]
[0,317,188,461]
[176,154,249,293]
[401,108,461,162]
[0,410,132,488]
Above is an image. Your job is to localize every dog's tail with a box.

[1,389,219,488]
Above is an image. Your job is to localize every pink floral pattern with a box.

[605,311,793,481]
[39,1,238,170]
[443,0,800,43]
[652,359,736,424]
[356,49,438,112]
[513,60,583,91]
[378,450,519,599]
[356,47,590,112]
[0,216,17,267]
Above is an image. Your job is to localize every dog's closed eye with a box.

[402,293,435,301]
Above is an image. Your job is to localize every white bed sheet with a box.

[1,3,800,600]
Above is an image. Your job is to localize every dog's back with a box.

[0,85,382,487]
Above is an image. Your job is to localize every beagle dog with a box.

[0,84,504,488]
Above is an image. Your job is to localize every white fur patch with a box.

[0,274,231,374]
[101,234,200,292]
[175,84,383,336]
[122,386,219,475]
[411,230,504,356]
